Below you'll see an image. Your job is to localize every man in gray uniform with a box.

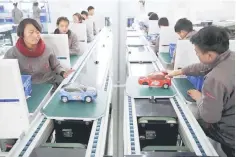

[12,3,23,24]
[165,26,235,157]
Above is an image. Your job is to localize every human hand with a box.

[187,89,202,101]
[63,69,75,78]
[165,69,183,78]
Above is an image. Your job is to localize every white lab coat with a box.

[12,8,23,24]
[84,19,94,42]
[32,6,41,26]
[88,15,98,36]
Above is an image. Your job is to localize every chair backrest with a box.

[70,23,87,53]
[47,23,57,34]
[148,20,160,35]
[174,40,200,70]
[159,27,178,52]
[41,34,71,69]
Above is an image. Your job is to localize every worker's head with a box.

[149,13,159,20]
[17,18,42,45]
[158,17,169,28]
[33,2,39,7]
[73,13,83,23]
[81,11,89,19]
[87,6,95,16]
[56,17,70,34]
[148,12,154,17]
[13,3,18,8]
[190,26,229,64]
[174,18,193,39]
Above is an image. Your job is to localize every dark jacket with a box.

[182,50,235,149]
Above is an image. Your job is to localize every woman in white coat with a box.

[32,2,42,26]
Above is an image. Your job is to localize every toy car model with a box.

[59,83,97,103]
[138,72,171,89]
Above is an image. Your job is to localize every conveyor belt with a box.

[129,63,155,76]
[134,98,177,118]
[126,76,176,98]
[127,46,157,62]
[127,37,146,46]
[42,31,112,120]
[74,46,110,89]
[27,84,52,113]
[42,90,107,120]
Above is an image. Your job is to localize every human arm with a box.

[154,36,160,53]
[69,33,81,55]
[182,63,212,76]
[49,51,74,78]
[93,21,97,36]
[4,48,16,59]
[49,50,65,75]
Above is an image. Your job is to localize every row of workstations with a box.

[123,25,235,157]
[0,26,113,157]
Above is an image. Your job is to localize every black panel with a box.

[135,98,177,118]
[53,120,93,144]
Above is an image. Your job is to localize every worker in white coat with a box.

[32,2,42,26]
[81,10,94,42]
[87,6,97,35]
[12,3,23,24]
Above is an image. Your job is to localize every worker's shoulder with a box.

[6,46,18,54]
[44,44,55,55]
[207,52,235,88]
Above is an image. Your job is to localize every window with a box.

[65,88,80,92]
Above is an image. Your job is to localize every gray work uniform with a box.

[12,8,23,24]
[84,19,94,42]
[32,6,41,26]
[4,45,65,84]
[182,50,235,152]
[69,31,82,55]
[89,15,97,36]
[154,35,160,53]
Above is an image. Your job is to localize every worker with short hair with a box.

[164,26,235,157]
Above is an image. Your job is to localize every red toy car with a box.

[138,72,171,89]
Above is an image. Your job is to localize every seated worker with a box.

[54,17,81,55]
[154,17,169,54]
[147,12,154,17]
[4,18,73,85]
[73,13,83,23]
[172,18,197,63]
[164,26,235,157]
[143,13,159,32]
[87,6,97,35]
[81,10,94,42]
[149,13,159,21]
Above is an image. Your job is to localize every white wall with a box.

[145,0,235,25]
